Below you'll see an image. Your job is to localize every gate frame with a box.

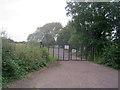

[46,43,94,61]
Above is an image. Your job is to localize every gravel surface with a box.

[9,46,118,88]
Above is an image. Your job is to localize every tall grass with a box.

[2,38,56,87]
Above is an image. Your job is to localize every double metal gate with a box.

[47,44,94,61]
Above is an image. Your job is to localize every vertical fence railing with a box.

[68,47,70,60]
[58,45,59,60]
[71,49,72,60]
[91,45,94,61]
[85,51,87,61]
[71,44,72,60]
[47,45,49,60]
[81,45,83,61]
[85,45,88,61]
[53,45,54,58]
[63,45,64,60]
[76,48,77,60]
[69,47,70,60]
[46,43,95,61]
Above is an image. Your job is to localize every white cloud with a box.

[0,0,69,41]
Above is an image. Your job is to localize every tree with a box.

[42,34,55,45]
[27,22,62,42]
[65,2,120,69]
[65,2,120,55]
[57,22,75,44]
[68,32,80,48]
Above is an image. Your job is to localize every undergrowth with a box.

[2,38,57,87]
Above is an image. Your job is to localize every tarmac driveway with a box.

[9,60,118,88]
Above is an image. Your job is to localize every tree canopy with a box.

[27,22,62,42]
[56,2,120,69]
[65,2,120,55]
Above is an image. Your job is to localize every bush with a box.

[2,38,52,87]
[47,54,58,63]
[2,38,26,86]
[102,42,120,69]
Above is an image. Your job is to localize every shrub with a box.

[2,38,51,87]
[102,42,120,69]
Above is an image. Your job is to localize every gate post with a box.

[53,45,54,58]
[71,44,72,60]
[68,44,70,60]
[92,46,94,61]
[91,45,94,61]
[81,45,83,61]
[63,44,64,61]
[48,45,49,53]
[58,45,59,60]
[85,44,88,61]
[76,48,77,60]
[48,45,49,60]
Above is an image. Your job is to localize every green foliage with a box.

[68,32,80,48]
[2,38,56,87]
[2,38,26,86]
[102,43,120,69]
[57,22,75,44]
[94,57,105,64]
[64,2,120,69]
[92,42,120,69]
[42,34,55,45]
[66,2,119,54]
[27,22,62,42]
[54,2,120,69]
[47,54,58,63]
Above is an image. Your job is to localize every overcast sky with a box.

[0,0,70,42]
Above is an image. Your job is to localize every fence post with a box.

[91,45,94,61]
[68,45,70,60]
[92,46,94,61]
[71,45,72,60]
[48,45,49,60]
[85,44,88,61]
[63,44,64,60]
[58,45,59,60]
[53,45,54,58]
[76,48,77,60]
[81,45,82,61]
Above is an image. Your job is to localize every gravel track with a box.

[9,46,118,88]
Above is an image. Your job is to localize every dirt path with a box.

[9,46,118,88]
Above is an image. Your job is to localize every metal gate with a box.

[46,44,94,61]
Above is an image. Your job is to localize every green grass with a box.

[91,57,119,70]
[48,54,58,63]
[2,38,58,87]
[93,57,104,64]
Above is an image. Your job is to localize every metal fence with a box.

[45,43,95,61]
